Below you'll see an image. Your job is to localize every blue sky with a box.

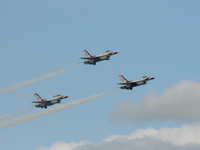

[1,1,200,150]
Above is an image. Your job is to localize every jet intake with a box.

[137,81,146,85]
[51,100,58,104]
[120,86,126,89]
[84,61,90,64]
[100,56,110,60]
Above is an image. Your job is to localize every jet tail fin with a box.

[34,93,43,101]
[83,50,92,57]
[119,75,128,83]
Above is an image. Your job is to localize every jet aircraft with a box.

[118,75,155,90]
[32,93,69,108]
[80,50,118,65]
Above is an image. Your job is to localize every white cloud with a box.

[110,80,200,123]
[36,141,93,150]
[36,80,200,150]
[36,123,200,150]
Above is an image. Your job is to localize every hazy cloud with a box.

[110,80,200,123]
[36,123,200,150]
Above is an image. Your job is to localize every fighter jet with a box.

[80,50,118,65]
[118,75,155,90]
[32,93,69,108]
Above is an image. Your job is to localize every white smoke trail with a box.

[0,64,81,96]
[0,108,32,121]
[0,89,118,129]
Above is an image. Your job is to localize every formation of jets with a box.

[32,50,155,108]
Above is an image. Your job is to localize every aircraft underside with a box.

[84,61,97,65]
[120,81,147,90]
[35,100,60,109]
[84,57,110,65]
[120,86,133,90]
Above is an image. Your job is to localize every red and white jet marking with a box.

[118,75,155,90]
[80,50,118,65]
[32,93,69,108]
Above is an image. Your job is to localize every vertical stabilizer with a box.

[119,75,128,83]
[34,93,43,101]
[83,50,92,57]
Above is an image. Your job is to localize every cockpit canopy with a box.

[53,94,62,97]
[142,76,148,78]
[105,50,112,53]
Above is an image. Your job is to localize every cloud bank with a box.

[36,123,200,150]
[110,80,200,123]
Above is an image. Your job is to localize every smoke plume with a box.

[0,89,118,129]
[0,64,81,96]
[0,108,32,121]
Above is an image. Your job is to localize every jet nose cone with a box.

[113,52,118,54]
[150,77,155,80]
[64,96,69,98]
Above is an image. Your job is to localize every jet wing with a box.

[80,56,99,59]
[117,82,138,86]
[117,83,129,85]
[117,81,138,84]
[32,101,49,103]
[32,100,52,103]
[32,101,46,103]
